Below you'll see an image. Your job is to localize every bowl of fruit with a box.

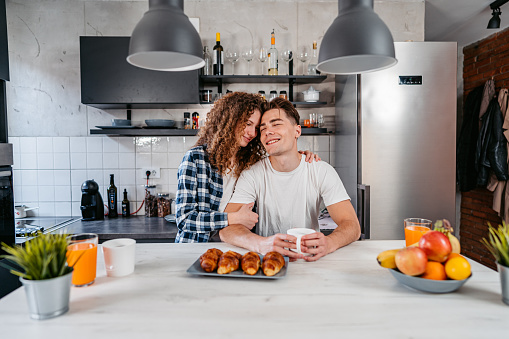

[377,219,472,293]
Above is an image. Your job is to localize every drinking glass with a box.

[257,46,268,75]
[241,48,255,75]
[225,50,239,75]
[66,233,98,287]
[404,218,432,247]
[309,113,317,128]
[317,113,324,128]
[281,48,293,75]
[297,46,310,75]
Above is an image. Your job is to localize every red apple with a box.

[418,231,452,262]
[395,247,428,276]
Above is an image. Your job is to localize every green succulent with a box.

[481,222,509,267]
[0,233,73,280]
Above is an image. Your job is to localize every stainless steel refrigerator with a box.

[334,42,457,240]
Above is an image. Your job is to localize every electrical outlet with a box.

[141,167,161,179]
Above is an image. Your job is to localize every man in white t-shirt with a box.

[219,98,361,261]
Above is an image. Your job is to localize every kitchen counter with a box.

[65,216,177,242]
[0,240,507,337]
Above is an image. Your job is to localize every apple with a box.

[418,231,452,262]
[395,247,428,276]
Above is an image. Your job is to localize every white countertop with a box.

[0,240,508,338]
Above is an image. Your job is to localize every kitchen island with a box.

[0,240,507,337]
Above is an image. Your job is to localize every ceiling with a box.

[425,0,509,49]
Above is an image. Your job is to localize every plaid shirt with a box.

[175,145,228,243]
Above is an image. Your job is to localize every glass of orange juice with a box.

[404,218,431,247]
[66,233,98,287]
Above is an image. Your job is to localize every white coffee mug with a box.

[102,238,136,277]
[287,228,317,256]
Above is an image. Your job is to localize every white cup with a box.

[102,238,136,277]
[286,228,317,256]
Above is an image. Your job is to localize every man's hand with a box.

[227,202,258,229]
[299,232,332,262]
[257,233,305,260]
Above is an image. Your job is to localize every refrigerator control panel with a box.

[398,76,422,85]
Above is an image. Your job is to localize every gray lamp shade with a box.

[127,0,204,71]
[317,0,397,75]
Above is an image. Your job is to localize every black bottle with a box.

[122,188,130,217]
[107,174,118,218]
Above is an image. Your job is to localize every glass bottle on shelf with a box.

[202,46,211,75]
[213,32,224,75]
[268,29,278,75]
[308,41,320,75]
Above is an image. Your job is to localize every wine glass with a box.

[241,48,255,75]
[257,46,268,75]
[225,49,239,75]
[281,48,293,75]
[297,46,310,75]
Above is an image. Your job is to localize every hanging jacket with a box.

[476,97,509,186]
[457,86,483,192]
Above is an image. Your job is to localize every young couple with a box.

[175,92,360,261]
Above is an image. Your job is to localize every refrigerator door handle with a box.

[357,184,370,239]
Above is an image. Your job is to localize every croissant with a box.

[217,250,242,274]
[241,251,261,275]
[262,251,285,276]
[199,248,223,272]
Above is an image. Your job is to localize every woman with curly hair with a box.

[175,92,318,243]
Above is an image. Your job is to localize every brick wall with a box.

[461,27,509,270]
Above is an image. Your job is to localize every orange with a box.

[421,261,447,280]
[445,256,471,280]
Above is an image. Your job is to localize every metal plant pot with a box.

[20,269,73,320]
[497,263,509,306]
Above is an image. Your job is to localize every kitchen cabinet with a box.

[80,37,199,109]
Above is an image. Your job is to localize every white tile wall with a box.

[10,135,333,217]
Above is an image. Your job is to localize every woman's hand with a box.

[298,150,321,163]
[227,202,258,229]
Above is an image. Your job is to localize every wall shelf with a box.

[89,128,329,137]
[200,74,327,102]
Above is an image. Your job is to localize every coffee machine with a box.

[81,180,104,221]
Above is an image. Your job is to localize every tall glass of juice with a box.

[67,233,98,287]
[404,218,432,247]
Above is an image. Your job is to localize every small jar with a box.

[201,90,212,102]
[258,90,266,100]
[192,112,199,129]
[184,112,191,130]
[157,193,171,218]
[279,90,287,100]
[269,90,278,101]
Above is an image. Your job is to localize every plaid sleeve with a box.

[175,150,228,242]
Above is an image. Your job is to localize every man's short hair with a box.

[264,97,300,125]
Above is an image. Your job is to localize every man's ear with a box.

[295,124,301,139]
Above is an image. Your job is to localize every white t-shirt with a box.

[229,155,350,236]
[219,172,237,212]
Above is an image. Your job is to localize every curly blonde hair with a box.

[196,92,266,177]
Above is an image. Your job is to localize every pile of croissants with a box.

[199,249,285,276]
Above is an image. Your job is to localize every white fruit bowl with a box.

[388,268,471,293]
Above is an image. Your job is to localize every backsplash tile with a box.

[11,135,332,217]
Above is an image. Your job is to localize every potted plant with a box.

[481,222,509,306]
[0,233,74,320]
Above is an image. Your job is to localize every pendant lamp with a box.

[127,0,204,71]
[317,0,397,75]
